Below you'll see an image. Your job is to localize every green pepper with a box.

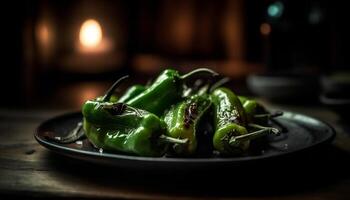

[211,87,249,155]
[238,96,258,123]
[82,76,187,157]
[83,106,168,156]
[238,96,282,126]
[96,95,118,103]
[118,84,146,103]
[211,89,280,155]
[125,68,217,116]
[163,94,211,155]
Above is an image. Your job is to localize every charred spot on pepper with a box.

[184,102,198,128]
[103,103,127,115]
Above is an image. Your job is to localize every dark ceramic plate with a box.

[35,111,335,170]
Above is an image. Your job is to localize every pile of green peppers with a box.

[82,68,281,157]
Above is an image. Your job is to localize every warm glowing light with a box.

[36,22,53,59]
[37,24,50,46]
[260,23,271,36]
[79,19,102,48]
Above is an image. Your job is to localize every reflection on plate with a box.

[35,111,335,170]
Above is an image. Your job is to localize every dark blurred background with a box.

[2,0,349,110]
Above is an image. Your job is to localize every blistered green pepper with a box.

[163,94,211,155]
[211,89,279,155]
[125,68,217,116]
[238,96,259,123]
[238,96,282,125]
[118,85,146,103]
[82,76,187,157]
[211,88,249,155]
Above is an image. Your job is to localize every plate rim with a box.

[34,111,336,164]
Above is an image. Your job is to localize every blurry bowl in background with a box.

[321,72,350,94]
[320,72,350,117]
[247,73,320,102]
[320,92,350,117]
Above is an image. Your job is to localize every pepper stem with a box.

[209,77,230,92]
[270,118,288,133]
[248,123,280,134]
[102,75,129,102]
[180,68,218,81]
[254,111,283,119]
[229,123,280,145]
[158,135,188,144]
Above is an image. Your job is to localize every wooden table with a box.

[1,104,349,200]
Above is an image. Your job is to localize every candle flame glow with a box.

[260,23,271,36]
[79,19,102,48]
